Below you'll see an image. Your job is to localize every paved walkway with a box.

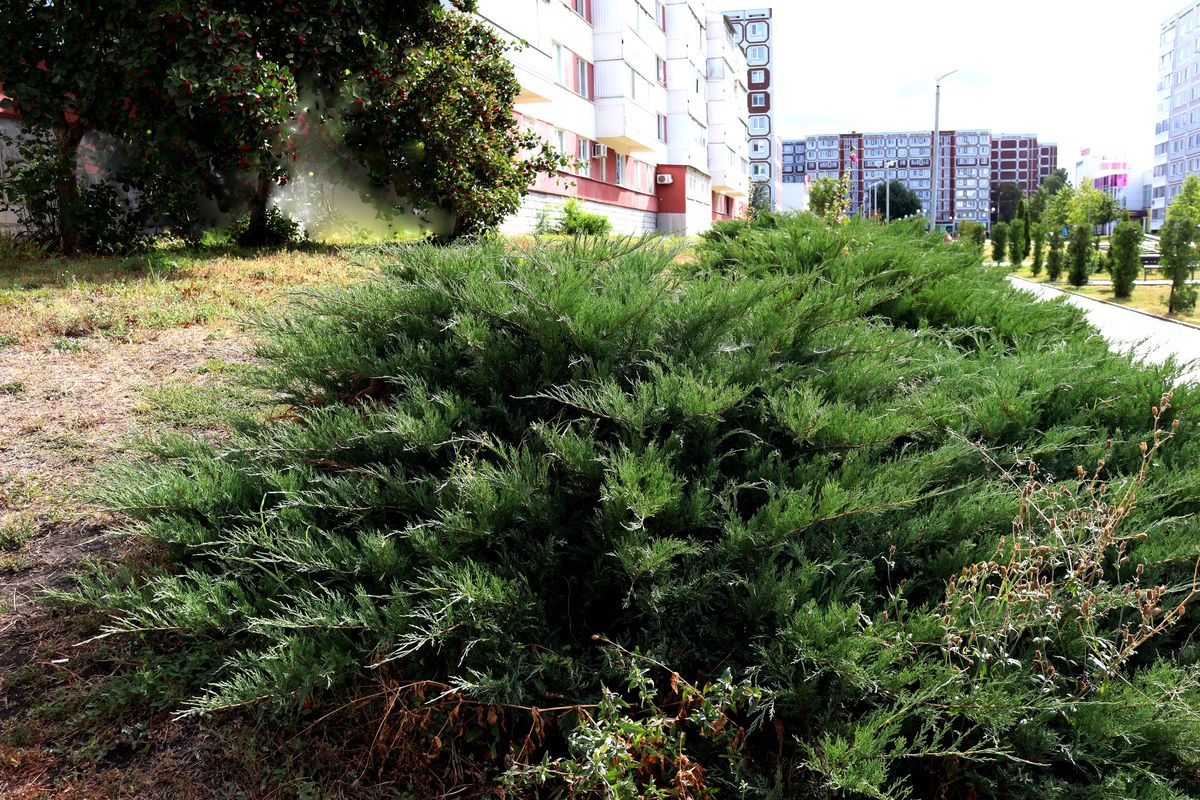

[1008,276,1200,384]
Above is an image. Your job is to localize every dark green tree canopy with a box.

[868,179,921,221]
[995,181,1023,222]
[1040,167,1069,196]
[0,0,557,246]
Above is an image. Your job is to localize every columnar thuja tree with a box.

[1030,224,1046,276]
[1160,175,1200,313]
[1067,222,1092,287]
[1109,211,1142,299]
[1007,216,1025,267]
[1046,229,1064,281]
[991,221,1008,264]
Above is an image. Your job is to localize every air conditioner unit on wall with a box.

[656,174,674,185]
[592,143,609,158]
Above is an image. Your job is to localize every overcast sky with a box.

[727,0,1186,174]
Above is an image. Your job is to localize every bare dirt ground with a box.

[0,246,372,798]
[0,327,254,798]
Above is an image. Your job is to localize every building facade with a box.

[1075,151,1150,231]
[781,129,1058,228]
[1153,0,1200,231]
[989,134,1058,196]
[721,8,779,207]
[476,0,751,236]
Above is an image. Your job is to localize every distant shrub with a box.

[957,220,985,250]
[557,197,611,236]
[231,206,303,247]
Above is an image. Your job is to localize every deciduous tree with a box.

[995,181,1022,223]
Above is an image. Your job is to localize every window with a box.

[577,139,591,178]
[751,162,770,179]
[565,0,591,22]
[657,57,667,86]
[615,155,625,186]
[555,43,593,99]
[577,57,592,99]
[746,21,768,41]
[746,45,768,66]
[554,128,566,158]
[656,1,666,30]
[750,69,766,84]
[750,92,767,108]
[748,115,769,135]
[750,139,770,158]
[657,113,668,143]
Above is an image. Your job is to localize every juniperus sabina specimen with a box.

[69,219,1200,798]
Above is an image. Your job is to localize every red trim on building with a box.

[532,170,659,212]
[655,165,688,214]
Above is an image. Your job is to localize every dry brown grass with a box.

[0,244,388,798]
[0,246,368,342]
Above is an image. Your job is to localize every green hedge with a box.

[72,215,1200,798]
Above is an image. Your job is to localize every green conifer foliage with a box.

[1008,219,1025,267]
[1068,223,1092,286]
[991,221,1008,263]
[1047,228,1064,280]
[71,219,1200,798]
[1031,224,1046,276]
[1109,214,1142,299]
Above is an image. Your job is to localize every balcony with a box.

[596,98,661,152]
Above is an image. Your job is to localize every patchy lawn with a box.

[1005,264,1200,326]
[0,243,386,798]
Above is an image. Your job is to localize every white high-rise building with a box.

[476,0,751,235]
[1152,0,1200,231]
[721,8,779,207]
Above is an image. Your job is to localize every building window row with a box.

[562,0,592,24]
[554,43,594,101]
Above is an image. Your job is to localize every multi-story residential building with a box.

[722,8,779,207]
[989,134,1058,196]
[1075,151,1150,231]
[781,129,992,227]
[781,128,1059,228]
[476,0,750,236]
[1152,0,1200,231]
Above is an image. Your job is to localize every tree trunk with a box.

[54,122,87,254]
[241,172,273,246]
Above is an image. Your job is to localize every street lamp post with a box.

[885,159,897,222]
[930,69,958,232]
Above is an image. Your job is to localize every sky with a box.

[728,0,1187,175]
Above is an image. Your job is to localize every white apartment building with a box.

[477,0,751,235]
[1153,0,1200,231]
[723,8,779,207]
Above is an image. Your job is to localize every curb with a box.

[1008,276,1200,332]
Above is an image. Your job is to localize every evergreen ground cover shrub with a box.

[67,217,1200,798]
